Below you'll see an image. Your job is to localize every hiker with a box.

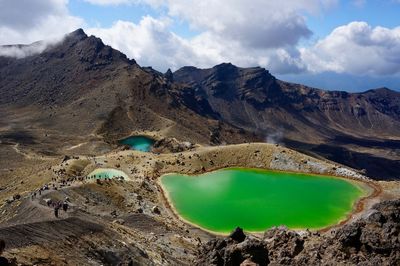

[54,201,61,218]
[62,201,68,212]
[54,205,60,218]
[45,198,52,207]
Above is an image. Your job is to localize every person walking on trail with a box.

[62,201,69,212]
[45,199,52,207]
[54,205,60,218]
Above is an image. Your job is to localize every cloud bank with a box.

[1,0,400,79]
[0,0,83,45]
[301,22,400,75]
[87,16,307,73]
[85,0,400,76]
[86,0,333,73]
[0,42,47,58]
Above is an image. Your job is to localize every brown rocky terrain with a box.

[0,29,256,199]
[1,29,399,181]
[0,141,398,265]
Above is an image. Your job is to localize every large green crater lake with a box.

[161,168,366,233]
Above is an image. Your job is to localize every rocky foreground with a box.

[0,140,398,265]
[196,200,400,266]
[0,141,397,265]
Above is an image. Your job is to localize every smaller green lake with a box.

[88,168,129,180]
[161,168,366,233]
[119,136,155,152]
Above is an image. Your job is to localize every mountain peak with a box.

[164,68,174,82]
[214,62,237,70]
[53,28,135,66]
[374,87,394,93]
[364,87,398,95]
[63,28,88,45]
[68,28,88,39]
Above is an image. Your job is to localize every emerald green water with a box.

[119,136,155,152]
[161,168,365,233]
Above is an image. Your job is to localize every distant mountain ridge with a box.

[172,63,400,179]
[0,29,399,180]
[173,63,400,138]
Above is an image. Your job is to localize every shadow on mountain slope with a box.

[285,139,400,180]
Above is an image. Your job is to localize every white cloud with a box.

[0,41,49,58]
[301,22,400,75]
[84,0,132,4]
[84,0,333,73]
[162,0,314,48]
[2,0,399,79]
[87,16,196,70]
[86,16,306,73]
[0,0,83,45]
[83,0,162,7]
[0,0,308,72]
[85,0,339,49]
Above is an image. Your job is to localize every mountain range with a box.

[1,29,399,180]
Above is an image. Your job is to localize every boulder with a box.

[152,138,194,153]
[195,232,268,266]
[5,197,14,204]
[12,194,21,200]
[229,227,246,243]
[152,206,161,215]
[112,219,125,225]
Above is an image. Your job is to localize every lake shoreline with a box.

[157,167,380,236]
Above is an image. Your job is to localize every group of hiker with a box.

[28,168,127,219]
[30,184,70,218]
[30,184,49,199]
[52,200,69,218]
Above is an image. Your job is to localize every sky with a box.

[0,0,400,92]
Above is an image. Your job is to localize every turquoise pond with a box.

[87,168,129,180]
[119,136,155,152]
